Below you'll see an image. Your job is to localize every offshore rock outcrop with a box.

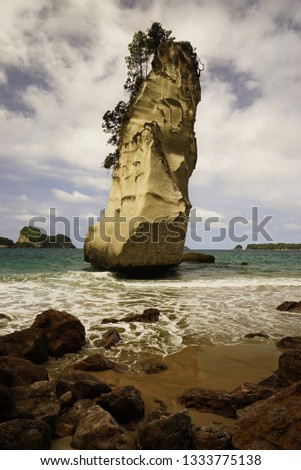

[85,41,201,270]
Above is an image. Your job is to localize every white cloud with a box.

[51,189,94,203]
[0,0,300,245]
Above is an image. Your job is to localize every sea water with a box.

[0,248,300,367]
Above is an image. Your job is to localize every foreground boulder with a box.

[0,418,52,450]
[232,381,301,449]
[0,327,48,364]
[276,336,301,350]
[55,399,96,438]
[178,383,274,418]
[72,406,130,450]
[192,425,232,450]
[0,356,48,387]
[278,350,301,383]
[137,411,192,450]
[31,309,85,356]
[73,353,125,372]
[8,381,61,429]
[97,385,145,423]
[56,373,111,400]
[84,41,201,271]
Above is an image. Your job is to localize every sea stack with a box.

[85,41,201,270]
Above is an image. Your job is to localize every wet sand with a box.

[52,343,280,449]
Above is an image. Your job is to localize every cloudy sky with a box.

[1,0,300,248]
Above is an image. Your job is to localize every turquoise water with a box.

[0,248,300,366]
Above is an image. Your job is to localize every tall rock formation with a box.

[85,41,201,270]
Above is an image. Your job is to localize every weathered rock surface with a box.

[0,384,11,419]
[276,300,301,312]
[56,372,111,400]
[182,252,215,263]
[0,356,48,387]
[8,381,61,429]
[98,328,121,349]
[55,399,96,438]
[84,41,201,270]
[178,383,274,418]
[31,309,85,356]
[191,425,232,450]
[96,385,145,423]
[0,327,48,364]
[232,381,301,449]
[0,418,52,450]
[102,307,160,324]
[140,358,168,374]
[278,350,301,383]
[276,336,301,350]
[72,406,130,450]
[73,353,125,372]
[137,411,192,449]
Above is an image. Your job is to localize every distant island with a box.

[0,226,75,249]
[246,243,301,250]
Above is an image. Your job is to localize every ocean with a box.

[0,248,300,368]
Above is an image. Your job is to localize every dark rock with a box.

[240,262,248,265]
[99,328,121,349]
[56,372,111,400]
[278,350,301,383]
[9,381,61,429]
[0,384,11,420]
[73,353,125,372]
[31,309,85,356]
[55,399,95,438]
[244,332,269,339]
[182,252,215,263]
[0,419,52,450]
[123,308,160,323]
[276,336,301,350]
[138,411,192,450]
[191,424,232,450]
[276,301,301,312]
[0,327,48,364]
[102,308,160,325]
[179,383,275,419]
[232,380,301,449]
[97,385,145,423]
[72,406,130,450]
[0,356,48,387]
[58,391,74,409]
[140,358,168,374]
[257,373,290,390]
[0,314,11,320]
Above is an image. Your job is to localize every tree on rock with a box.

[102,22,174,169]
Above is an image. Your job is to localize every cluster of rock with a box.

[1,301,301,449]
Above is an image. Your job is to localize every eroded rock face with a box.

[85,41,201,270]
[232,381,301,450]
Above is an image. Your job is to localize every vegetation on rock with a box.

[247,243,301,250]
[0,237,15,247]
[15,226,75,248]
[102,22,203,169]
